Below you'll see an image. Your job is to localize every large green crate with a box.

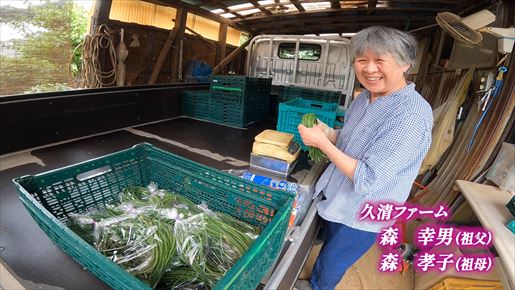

[277,98,344,150]
[12,143,293,290]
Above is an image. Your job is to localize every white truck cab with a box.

[246,35,355,108]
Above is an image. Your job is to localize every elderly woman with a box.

[298,26,433,290]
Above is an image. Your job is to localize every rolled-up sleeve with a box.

[353,113,431,195]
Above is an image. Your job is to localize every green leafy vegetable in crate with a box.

[68,183,261,289]
[301,113,328,162]
[172,208,259,288]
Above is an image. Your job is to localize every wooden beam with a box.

[258,20,431,34]
[213,37,252,75]
[368,0,377,8]
[237,6,449,22]
[217,23,227,74]
[330,0,341,9]
[201,0,246,19]
[249,0,272,15]
[142,0,252,33]
[182,24,218,48]
[222,0,456,14]
[367,0,378,15]
[148,27,179,84]
[291,0,305,12]
[249,14,435,30]
[91,0,112,32]
[170,8,187,83]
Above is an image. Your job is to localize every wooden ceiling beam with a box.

[249,0,272,15]
[199,0,246,19]
[291,1,306,12]
[330,1,341,9]
[142,0,253,32]
[367,0,377,15]
[258,21,430,34]
[206,0,456,15]
[249,14,435,29]
[237,6,450,22]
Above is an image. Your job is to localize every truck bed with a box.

[0,117,321,289]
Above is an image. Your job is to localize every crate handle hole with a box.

[310,103,323,108]
[76,166,112,181]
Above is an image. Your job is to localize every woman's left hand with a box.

[298,124,330,149]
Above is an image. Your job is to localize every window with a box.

[278,43,321,61]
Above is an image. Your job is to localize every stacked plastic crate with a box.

[210,76,271,127]
[181,90,210,119]
[278,86,341,104]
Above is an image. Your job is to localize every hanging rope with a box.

[80,24,118,88]
[178,38,184,81]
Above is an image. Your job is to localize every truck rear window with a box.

[278,43,321,61]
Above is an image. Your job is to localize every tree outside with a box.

[0,0,89,96]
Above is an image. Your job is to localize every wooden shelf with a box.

[455,180,514,289]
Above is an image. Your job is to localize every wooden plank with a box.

[217,23,227,72]
[330,0,341,9]
[455,180,515,289]
[249,0,272,15]
[90,0,112,32]
[170,9,187,82]
[148,27,179,84]
[291,0,305,12]
[212,37,252,75]
[237,7,449,22]
[248,14,434,29]
[257,20,432,34]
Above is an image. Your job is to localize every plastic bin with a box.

[277,98,344,150]
[12,143,293,290]
[430,278,503,290]
[278,86,341,104]
[209,76,272,127]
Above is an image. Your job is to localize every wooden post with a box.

[170,9,187,83]
[213,37,252,75]
[90,0,112,33]
[217,23,227,74]
[148,27,179,84]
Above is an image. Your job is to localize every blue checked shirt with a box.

[314,83,433,233]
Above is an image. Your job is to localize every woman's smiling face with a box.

[354,50,411,100]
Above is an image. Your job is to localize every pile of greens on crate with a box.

[68,183,261,289]
[301,113,328,162]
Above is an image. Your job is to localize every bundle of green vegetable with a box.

[301,113,328,162]
[68,184,261,289]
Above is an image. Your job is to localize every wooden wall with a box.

[100,20,247,86]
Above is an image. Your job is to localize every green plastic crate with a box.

[180,76,273,128]
[181,90,210,118]
[12,143,293,290]
[278,86,341,104]
[277,98,345,150]
[211,75,272,93]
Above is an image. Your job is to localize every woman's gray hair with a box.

[350,26,417,67]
